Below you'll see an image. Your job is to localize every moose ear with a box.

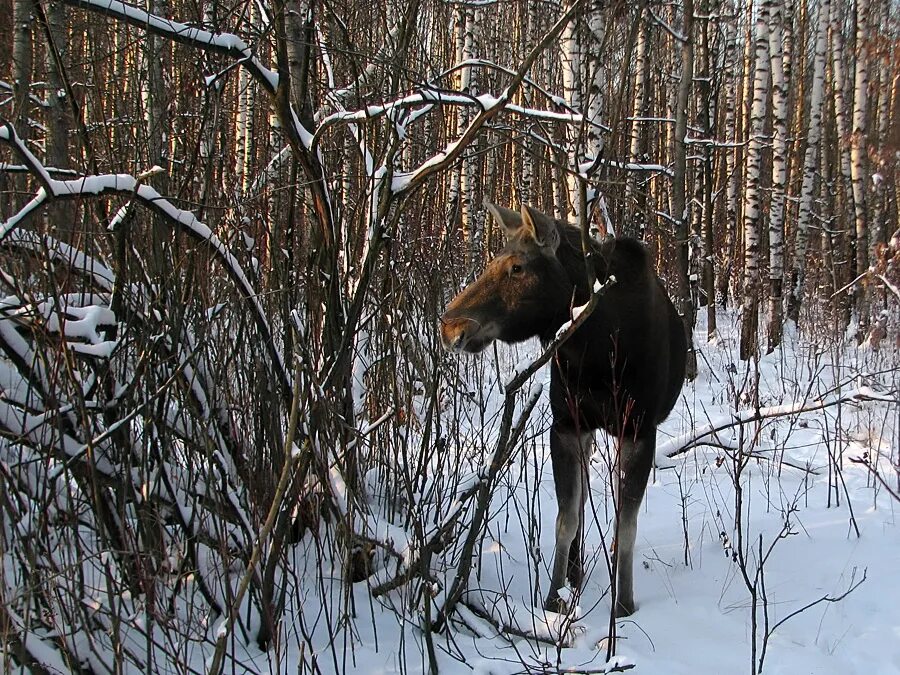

[520,204,560,253]
[484,200,524,238]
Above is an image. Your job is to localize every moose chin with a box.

[441,201,686,617]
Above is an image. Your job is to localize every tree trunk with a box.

[766,0,788,352]
[718,0,739,307]
[560,1,582,221]
[625,11,649,238]
[673,0,697,379]
[850,0,870,327]
[12,0,33,144]
[740,0,770,361]
[787,0,831,323]
[458,4,483,269]
[44,0,74,239]
[699,2,717,341]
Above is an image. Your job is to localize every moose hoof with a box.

[615,599,635,618]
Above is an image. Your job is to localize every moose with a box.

[440,202,686,617]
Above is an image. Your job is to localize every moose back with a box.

[440,202,686,616]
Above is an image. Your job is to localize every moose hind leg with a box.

[545,424,591,612]
[614,432,654,617]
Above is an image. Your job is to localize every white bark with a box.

[767,0,789,351]
[871,56,891,255]
[740,0,770,360]
[625,12,649,225]
[719,2,739,305]
[560,4,581,220]
[830,0,855,202]
[458,4,483,264]
[850,0,870,311]
[788,0,831,322]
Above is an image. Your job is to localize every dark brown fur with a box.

[441,202,686,616]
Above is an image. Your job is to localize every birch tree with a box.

[766,0,789,351]
[740,0,770,360]
[788,0,831,323]
[560,1,582,220]
[673,0,698,378]
[850,0,871,323]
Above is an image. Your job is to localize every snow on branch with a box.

[391,0,586,196]
[314,87,590,144]
[56,0,279,91]
[656,387,898,468]
[0,122,292,398]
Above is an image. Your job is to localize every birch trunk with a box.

[826,1,855,326]
[446,6,465,224]
[787,0,831,323]
[718,0,739,306]
[850,0,870,324]
[45,0,74,238]
[698,3,717,340]
[560,3,582,220]
[625,10,649,236]
[740,0,770,360]
[766,0,788,352]
[870,58,891,256]
[585,5,605,167]
[830,0,855,225]
[673,0,697,379]
[458,4,483,269]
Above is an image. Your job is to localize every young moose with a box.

[440,202,686,616]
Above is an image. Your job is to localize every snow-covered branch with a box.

[0,122,292,397]
[56,0,279,91]
[656,387,898,468]
[391,0,586,196]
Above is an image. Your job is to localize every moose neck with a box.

[539,228,609,343]
[559,229,608,304]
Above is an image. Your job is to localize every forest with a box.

[0,0,898,672]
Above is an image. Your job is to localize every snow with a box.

[0,303,897,672]
[76,0,279,90]
[247,310,895,675]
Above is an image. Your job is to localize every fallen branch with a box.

[656,387,897,468]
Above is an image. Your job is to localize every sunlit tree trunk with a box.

[740,0,769,360]
[560,1,582,220]
[850,0,871,325]
[870,55,891,256]
[788,0,831,323]
[718,0,740,306]
[766,0,788,352]
[625,10,649,237]
[585,4,605,167]
[826,1,855,326]
[698,1,717,341]
[673,0,697,379]
[458,4,483,267]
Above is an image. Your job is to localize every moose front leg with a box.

[614,432,655,617]
[545,424,592,613]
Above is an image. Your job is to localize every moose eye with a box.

[510,263,523,275]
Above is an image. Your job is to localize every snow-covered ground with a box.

[11,311,894,674]
[262,311,898,675]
